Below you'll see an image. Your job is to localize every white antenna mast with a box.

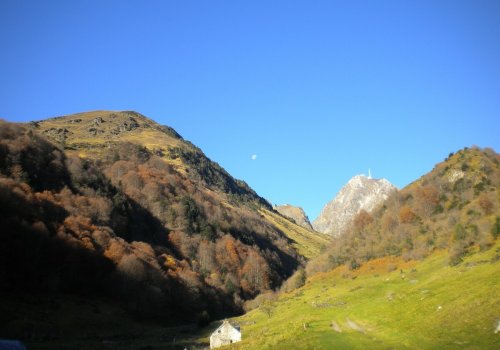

[368,168,372,179]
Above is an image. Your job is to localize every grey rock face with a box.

[313,175,396,236]
[274,204,314,230]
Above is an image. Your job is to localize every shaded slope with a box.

[0,122,234,326]
[0,113,327,339]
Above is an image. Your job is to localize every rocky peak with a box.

[274,204,314,230]
[313,175,397,236]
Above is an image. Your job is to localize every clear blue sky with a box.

[1,1,499,220]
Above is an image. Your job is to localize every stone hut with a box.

[210,320,241,349]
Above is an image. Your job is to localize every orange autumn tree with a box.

[241,250,270,294]
[399,205,417,224]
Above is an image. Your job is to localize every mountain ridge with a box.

[29,110,270,207]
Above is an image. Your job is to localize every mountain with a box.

[313,174,397,235]
[307,146,500,273]
[0,111,328,338]
[274,204,314,230]
[31,110,269,207]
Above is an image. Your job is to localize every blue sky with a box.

[1,1,499,220]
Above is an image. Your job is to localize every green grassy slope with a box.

[226,242,500,349]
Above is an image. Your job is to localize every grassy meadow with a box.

[224,242,500,349]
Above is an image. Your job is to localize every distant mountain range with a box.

[313,175,397,235]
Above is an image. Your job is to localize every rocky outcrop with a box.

[42,127,72,143]
[117,116,139,132]
[313,175,396,236]
[274,204,314,230]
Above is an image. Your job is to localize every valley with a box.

[0,112,498,349]
[2,1,499,348]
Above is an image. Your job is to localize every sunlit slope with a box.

[230,243,500,349]
[30,110,271,207]
[261,209,330,260]
[308,147,500,275]
[31,110,187,165]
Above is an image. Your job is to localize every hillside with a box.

[226,242,499,349]
[274,204,314,230]
[308,147,500,273]
[260,209,330,260]
[30,110,269,206]
[313,175,397,235]
[0,112,328,340]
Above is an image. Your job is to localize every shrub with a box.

[449,242,467,266]
[492,217,500,239]
[281,268,306,293]
[386,263,398,272]
[478,194,493,215]
[453,224,466,241]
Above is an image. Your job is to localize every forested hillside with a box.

[0,112,326,338]
[307,147,500,274]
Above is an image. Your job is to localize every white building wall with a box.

[210,322,241,349]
